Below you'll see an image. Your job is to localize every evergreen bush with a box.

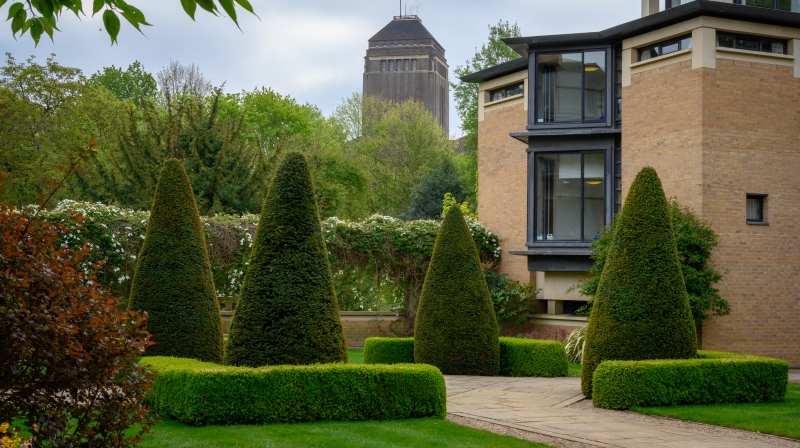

[225,152,347,367]
[582,166,697,397]
[128,159,224,362]
[414,206,500,375]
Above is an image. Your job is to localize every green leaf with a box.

[218,0,237,25]
[92,0,103,15]
[10,9,26,35]
[123,4,149,25]
[233,0,254,14]
[33,0,54,18]
[0,0,8,9]
[30,17,44,45]
[195,0,217,14]
[7,2,24,20]
[41,16,54,41]
[180,0,196,19]
[103,9,120,44]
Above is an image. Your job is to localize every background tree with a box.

[2,0,256,45]
[581,167,697,397]
[225,152,347,367]
[89,61,158,105]
[574,198,730,325]
[415,206,500,375]
[0,53,126,206]
[127,159,224,363]
[402,158,464,220]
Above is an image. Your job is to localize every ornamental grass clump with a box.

[414,206,500,376]
[225,152,347,367]
[128,159,224,363]
[582,166,697,397]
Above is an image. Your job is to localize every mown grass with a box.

[142,418,553,447]
[632,383,800,439]
[348,348,364,364]
[568,362,581,377]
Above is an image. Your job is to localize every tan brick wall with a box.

[624,58,800,367]
[478,102,530,283]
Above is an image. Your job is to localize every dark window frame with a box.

[528,45,614,131]
[638,34,693,62]
[528,147,613,246]
[716,31,789,55]
[489,81,525,103]
[746,193,768,224]
[732,0,800,12]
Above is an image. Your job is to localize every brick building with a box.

[463,0,800,366]
[364,15,450,133]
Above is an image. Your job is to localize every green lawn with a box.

[348,348,364,364]
[568,362,581,377]
[142,418,553,447]
[632,383,800,439]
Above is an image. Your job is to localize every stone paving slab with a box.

[790,369,800,383]
[445,375,784,448]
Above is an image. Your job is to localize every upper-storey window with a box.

[490,82,524,102]
[717,32,789,54]
[733,0,800,12]
[639,35,692,61]
[536,50,607,123]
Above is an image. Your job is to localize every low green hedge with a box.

[364,338,415,365]
[363,337,568,377]
[499,337,568,377]
[592,350,789,410]
[143,357,446,425]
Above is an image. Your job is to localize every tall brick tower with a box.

[363,15,449,134]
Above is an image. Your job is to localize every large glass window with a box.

[717,32,788,54]
[639,35,692,61]
[536,50,607,124]
[535,152,606,241]
[734,0,800,11]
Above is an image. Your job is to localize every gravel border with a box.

[567,398,800,448]
[446,414,604,448]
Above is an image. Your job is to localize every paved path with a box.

[445,375,785,448]
[790,369,800,383]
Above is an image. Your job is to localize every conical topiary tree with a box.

[414,206,500,375]
[224,152,347,367]
[128,159,224,363]
[581,166,697,396]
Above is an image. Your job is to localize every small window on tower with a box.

[389,60,394,72]
[404,59,409,71]
[746,194,768,224]
[412,59,417,71]
[381,60,386,72]
[397,59,402,71]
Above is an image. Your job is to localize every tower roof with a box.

[368,16,437,43]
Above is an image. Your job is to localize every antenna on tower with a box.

[399,0,402,16]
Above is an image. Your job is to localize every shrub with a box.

[582,167,697,397]
[225,152,347,367]
[414,206,500,376]
[516,328,569,343]
[364,337,567,377]
[0,199,155,446]
[364,338,415,364]
[128,159,224,363]
[592,351,789,409]
[575,198,729,324]
[499,337,568,377]
[564,326,587,364]
[143,356,446,425]
[485,270,535,329]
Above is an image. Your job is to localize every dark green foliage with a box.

[576,198,729,324]
[485,271,535,328]
[365,337,566,378]
[582,167,697,397]
[592,351,789,409]
[144,356,447,425]
[225,152,347,367]
[414,206,500,376]
[128,159,223,363]
[402,159,464,220]
[363,338,415,364]
[499,337,568,377]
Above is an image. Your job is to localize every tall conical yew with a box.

[224,152,347,367]
[582,166,697,396]
[128,159,224,362]
[414,206,500,375]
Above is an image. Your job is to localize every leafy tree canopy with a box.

[89,60,158,105]
[2,0,256,45]
[451,21,521,152]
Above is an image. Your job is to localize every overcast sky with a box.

[1,0,646,136]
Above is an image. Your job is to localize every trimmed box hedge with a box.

[499,337,568,377]
[592,350,789,410]
[143,357,446,425]
[364,338,415,365]
[364,337,568,377]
